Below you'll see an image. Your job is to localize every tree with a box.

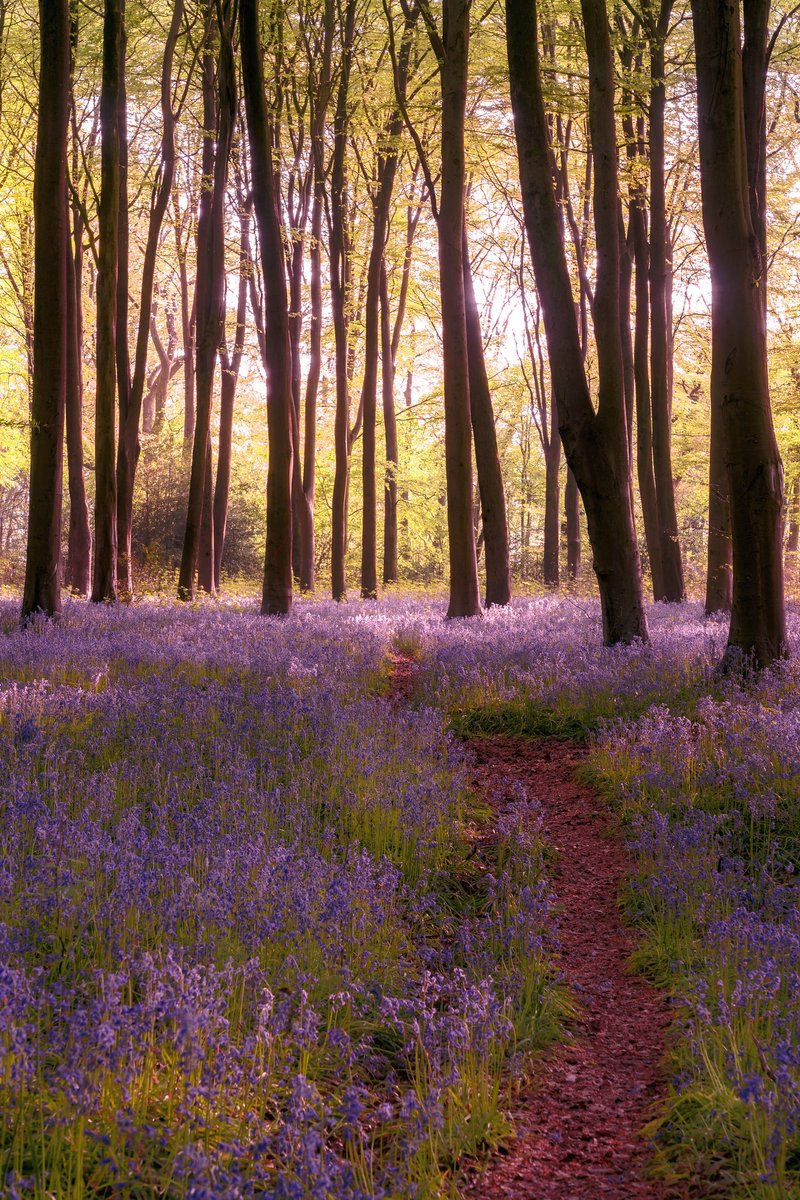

[91,0,125,604]
[211,184,252,590]
[408,0,481,617]
[507,0,649,644]
[117,0,184,598]
[359,8,417,600]
[692,0,787,666]
[463,219,511,605]
[178,0,236,602]
[329,0,358,602]
[240,0,293,615]
[21,0,70,620]
[646,0,685,602]
[64,2,92,597]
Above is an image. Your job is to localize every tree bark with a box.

[176,211,196,452]
[22,0,70,620]
[649,4,685,601]
[116,0,183,597]
[198,433,214,594]
[64,204,91,596]
[329,0,357,601]
[463,221,511,606]
[212,194,252,590]
[240,0,293,615]
[178,4,235,601]
[91,0,124,604]
[358,12,416,599]
[380,259,398,585]
[507,0,647,643]
[629,193,663,598]
[297,184,322,593]
[64,5,91,597]
[786,472,800,576]
[705,395,733,613]
[692,0,787,667]
[439,0,481,618]
[543,398,560,587]
[565,467,580,581]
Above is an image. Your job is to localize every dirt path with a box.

[461,735,689,1200]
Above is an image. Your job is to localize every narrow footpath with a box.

[462,735,690,1200]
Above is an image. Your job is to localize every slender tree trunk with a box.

[380,259,398,585]
[508,0,647,643]
[177,234,196,451]
[22,0,70,620]
[358,12,416,599]
[116,0,182,597]
[240,0,293,615]
[649,8,684,601]
[565,468,580,580]
[692,0,787,666]
[629,195,663,598]
[64,7,91,597]
[439,0,481,619]
[178,5,235,601]
[330,0,357,601]
[705,397,733,613]
[115,40,131,482]
[64,206,91,595]
[212,195,251,590]
[381,184,422,586]
[197,434,214,593]
[288,193,309,582]
[462,221,510,606]
[298,186,322,593]
[619,211,635,453]
[91,0,124,603]
[786,473,800,578]
[543,399,560,586]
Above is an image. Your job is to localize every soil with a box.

[460,735,691,1200]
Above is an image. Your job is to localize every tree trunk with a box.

[298,185,322,593]
[178,4,235,602]
[197,434,215,595]
[565,467,580,581]
[116,0,183,597]
[705,396,733,614]
[213,195,251,590]
[629,195,663,598]
[786,473,800,578]
[463,221,511,606]
[177,230,196,451]
[64,203,91,596]
[692,0,787,667]
[439,0,481,619]
[240,0,293,615]
[649,9,685,601]
[358,12,416,599]
[543,400,560,586]
[288,182,310,583]
[64,6,91,597]
[507,0,647,644]
[381,259,398,585]
[22,0,69,620]
[91,0,124,604]
[329,0,357,601]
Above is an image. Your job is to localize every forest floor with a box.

[461,735,691,1200]
[389,654,689,1198]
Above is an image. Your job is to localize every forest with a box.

[2,0,800,1197]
